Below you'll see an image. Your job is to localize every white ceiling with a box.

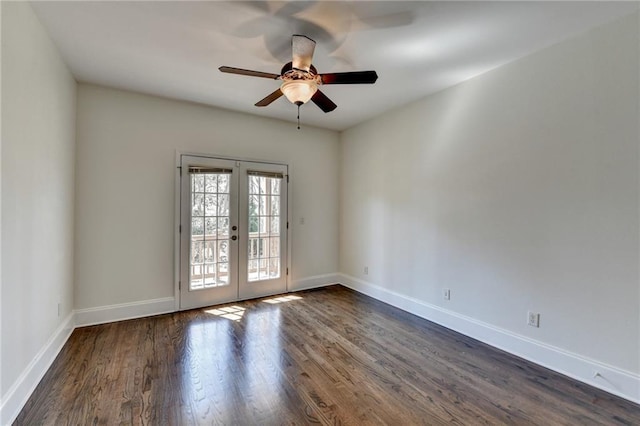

[31,1,639,131]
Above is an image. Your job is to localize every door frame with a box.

[173,151,292,311]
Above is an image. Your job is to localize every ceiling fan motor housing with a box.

[280,62,320,83]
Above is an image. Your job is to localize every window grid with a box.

[248,175,281,282]
[190,173,230,289]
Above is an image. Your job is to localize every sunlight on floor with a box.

[205,305,246,321]
[262,295,303,304]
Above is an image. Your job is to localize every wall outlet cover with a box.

[528,311,540,327]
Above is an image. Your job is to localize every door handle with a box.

[232,225,238,231]
[231,235,237,241]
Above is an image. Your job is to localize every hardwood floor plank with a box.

[14,285,640,425]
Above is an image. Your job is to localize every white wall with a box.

[1,1,76,421]
[0,0,3,407]
[340,12,639,397]
[75,85,339,311]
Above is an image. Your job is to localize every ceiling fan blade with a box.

[219,66,280,79]
[311,89,337,113]
[320,71,378,85]
[291,34,316,72]
[255,89,284,107]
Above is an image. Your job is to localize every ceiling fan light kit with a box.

[219,34,378,128]
[280,78,317,105]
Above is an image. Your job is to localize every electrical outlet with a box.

[443,289,451,300]
[527,311,540,327]
[364,266,369,275]
[299,217,305,225]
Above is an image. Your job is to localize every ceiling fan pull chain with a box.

[297,104,301,130]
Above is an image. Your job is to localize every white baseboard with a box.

[0,313,75,425]
[75,297,175,327]
[290,273,340,292]
[337,273,640,405]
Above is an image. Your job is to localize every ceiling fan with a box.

[219,35,378,125]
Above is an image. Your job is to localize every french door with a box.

[179,155,288,310]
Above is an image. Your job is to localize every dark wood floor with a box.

[15,285,640,425]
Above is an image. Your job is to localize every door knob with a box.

[231,235,237,241]
[232,225,238,231]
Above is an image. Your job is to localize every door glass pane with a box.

[218,174,229,193]
[190,171,232,290]
[270,179,280,195]
[269,237,279,258]
[205,217,217,236]
[218,194,229,216]
[203,263,216,286]
[204,194,217,216]
[218,217,230,238]
[192,217,204,236]
[205,174,217,192]
[247,173,282,282]
[259,258,269,280]
[192,193,204,216]
[269,258,280,278]
[193,174,205,192]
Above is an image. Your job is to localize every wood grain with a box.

[15,285,640,425]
